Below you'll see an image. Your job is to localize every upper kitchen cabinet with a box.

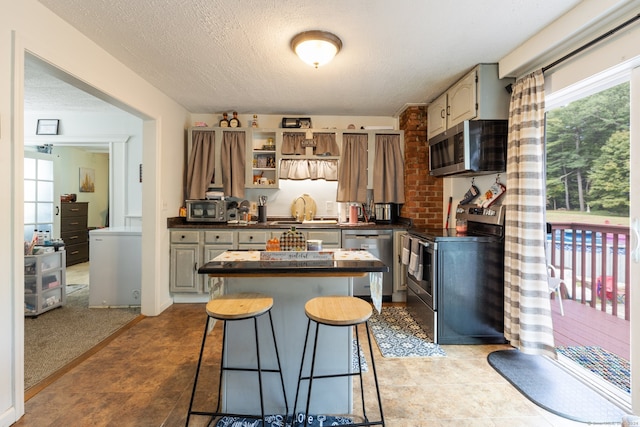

[427,64,514,140]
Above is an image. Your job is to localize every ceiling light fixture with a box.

[291,30,342,68]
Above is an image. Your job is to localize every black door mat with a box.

[488,349,627,424]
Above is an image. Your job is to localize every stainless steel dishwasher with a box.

[341,229,393,299]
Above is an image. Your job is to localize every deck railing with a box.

[547,222,631,320]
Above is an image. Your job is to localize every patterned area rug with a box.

[556,346,630,394]
[368,307,445,358]
[352,339,368,372]
[216,413,354,426]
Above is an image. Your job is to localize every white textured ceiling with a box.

[28,0,583,116]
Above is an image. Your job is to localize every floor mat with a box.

[488,349,627,424]
[368,307,445,358]
[556,346,630,394]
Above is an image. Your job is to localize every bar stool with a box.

[294,295,384,426]
[186,292,288,426]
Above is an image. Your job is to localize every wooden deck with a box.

[551,296,630,361]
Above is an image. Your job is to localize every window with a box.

[24,155,54,242]
[545,81,630,216]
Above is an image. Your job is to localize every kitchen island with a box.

[198,250,387,416]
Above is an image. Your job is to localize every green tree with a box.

[588,130,630,214]
[545,82,629,212]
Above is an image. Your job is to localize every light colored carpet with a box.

[24,285,140,390]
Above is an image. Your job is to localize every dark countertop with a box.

[198,255,388,276]
[168,216,411,230]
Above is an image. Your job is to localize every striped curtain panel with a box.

[503,69,556,357]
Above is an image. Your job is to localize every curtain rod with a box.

[542,12,640,73]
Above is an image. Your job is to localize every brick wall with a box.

[399,105,443,227]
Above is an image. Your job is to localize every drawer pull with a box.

[70,250,79,255]
[68,236,79,240]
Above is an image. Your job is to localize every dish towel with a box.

[407,237,423,281]
[401,233,411,265]
[369,272,382,314]
[408,237,419,276]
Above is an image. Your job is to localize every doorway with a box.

[545,76,632,408]
[23,54,143,393]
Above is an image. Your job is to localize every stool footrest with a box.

[223,367,284,374]
[299,372,357,381]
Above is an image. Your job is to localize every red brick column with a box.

[399,106,443,227]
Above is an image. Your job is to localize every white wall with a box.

[1,1,190,424]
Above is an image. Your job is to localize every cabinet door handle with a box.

[446,105,450,116]
[440,109,445,119]
[56,206,60,216]
[194,262,198,271]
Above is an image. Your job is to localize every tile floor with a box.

[16,303,587,427]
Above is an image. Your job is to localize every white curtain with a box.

[503,69,556,356]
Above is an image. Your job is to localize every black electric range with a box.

[405,204,507,344]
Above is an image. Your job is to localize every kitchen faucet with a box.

[293,196,307,221]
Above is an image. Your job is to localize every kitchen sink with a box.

[269,219,338,225]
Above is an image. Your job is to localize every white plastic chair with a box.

[548,265,565,316]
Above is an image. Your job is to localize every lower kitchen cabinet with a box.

[170,230,235,293]
[307,230,341,249]
[238,230,269,250]
[393,230,407,292]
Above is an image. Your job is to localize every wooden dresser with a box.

[60,202,89,266]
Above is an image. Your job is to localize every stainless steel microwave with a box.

[428,120,508,177]
[186,199,227,222]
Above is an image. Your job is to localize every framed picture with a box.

[36,119,59,135]
[79,167,95,193]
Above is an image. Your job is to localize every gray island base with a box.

[198,250,387,417]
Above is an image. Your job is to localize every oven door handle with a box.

[419,240,436,250]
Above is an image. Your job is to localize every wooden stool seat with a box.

[305,295,372,326]
[206,292,273,320]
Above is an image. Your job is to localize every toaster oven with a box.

[186,199,227,222]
